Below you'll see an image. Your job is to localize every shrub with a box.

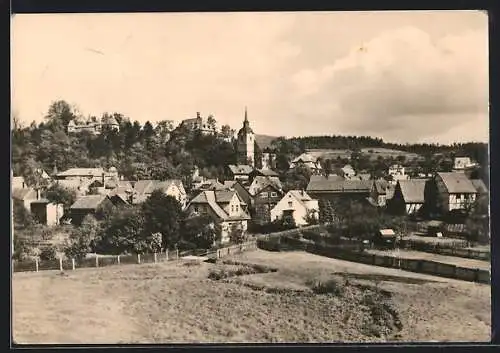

[39,245,57,261]
[308,279,344,296]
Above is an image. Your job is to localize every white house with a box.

[289,153,322,173]
[186,190,251,244]
[453,157,478,171]
[270,190,319,226]
[341,164,356,178]
[131,179,187,208]
[388,164,409,185]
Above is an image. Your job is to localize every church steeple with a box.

[244,106,248,123]
[236,106,255,166]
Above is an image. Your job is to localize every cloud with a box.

[287,26,488,143]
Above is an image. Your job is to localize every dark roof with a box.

[397,179,427,203]
[471,179,488,194]
[188,190,250,221]
[253,169,280,177]
[307,176,371,193]
[70,195,108,210]
[228,164,254,175]
[437,172,477,194]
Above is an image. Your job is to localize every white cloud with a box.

[287,26,488,143]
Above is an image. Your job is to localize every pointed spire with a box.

[244,106,248,123]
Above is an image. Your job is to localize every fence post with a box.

[138,254,141,264]
[35,257,39,272]
[154,253,157,263]
[72,258,75,271]
[176,249,179,260]
[96,255,99,268]
[59,257,63,272]
[117,255,120,265]
[166,250,169,261]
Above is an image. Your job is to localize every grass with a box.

[12,250,491,344]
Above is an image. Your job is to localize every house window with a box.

[288,201,293,208]
[235,205,239,212]
[271,192,277,197]
[260,192,268,198]
[231,205,235,213]
[194,205,199,213]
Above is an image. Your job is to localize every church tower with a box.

[237,107,255,166]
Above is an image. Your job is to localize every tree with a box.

[44,100,77,130]
[97,207,146,254]
[181,214,218,249]
[207,115,217,131]
[141,190,182,249]
[44,183,77,213]
[64,215,100,260]
[13,199,35,229]
[283,164,312,191]
[220,124,234,139]
[465,195,489,245]
[229,222,246,244]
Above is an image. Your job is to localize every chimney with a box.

[196,112,201,118]
[36,188,41,200]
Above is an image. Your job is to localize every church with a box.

[235,108,275,170]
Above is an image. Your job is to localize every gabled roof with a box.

[70,195,108,210]
[249,176,283,195]
[253,168,280,177]
[471,179,488,194]
[227,164,254,175]
[292,153,317,164]
[437,172,477,194]
[56,179,92,191]
[133,180,158,195]
[188,190,251,221]
[289,190,313,202]
[56,168,105,178]
[307,175,371,193]
[397,179,427,204]
[12,188,37,201]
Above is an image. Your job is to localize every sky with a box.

[11,11,489,144]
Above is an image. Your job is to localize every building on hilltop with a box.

[67,116,119,135]
[179,112,217,135]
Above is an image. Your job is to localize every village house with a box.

[194,179,226,192]
[388,164,409,185]
[12,187,40,211]
[226,164,255,183]
[185,190,251,244]
[387,179,427,215]
[30,199,64,226]
[452,156,478,172]
[179,112,217,136]
[223,180,253,207]
[12,175,26,190]
[69,195,118,225]
[260,152,277,170]
[129,179,187,208]
[248,176,284,225]
[54,167,119,182]
[270,190,319,226]
[248,168,280,182]
[236,108,256,167]
[369,179,390,207]
[289,153,322,174]
[56,178,93,197]
[306,175,372,202]
[67,115,119,135]
[341,164,356,178]
[427,172,478,215]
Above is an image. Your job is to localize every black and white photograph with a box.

[11,10,490,344]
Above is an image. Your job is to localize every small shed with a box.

[427,220,444,237]
[374,228,397,249]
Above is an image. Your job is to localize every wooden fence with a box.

[12,239,261,273]
[13,250,181,273]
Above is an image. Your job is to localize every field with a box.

[12,249,490,344]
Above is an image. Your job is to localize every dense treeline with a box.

[12,100,237,188]
[12,100,489,188]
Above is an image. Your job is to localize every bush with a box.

[308,279,344,296]
[39,245,58,261]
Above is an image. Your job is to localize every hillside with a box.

[255,134,279,151]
